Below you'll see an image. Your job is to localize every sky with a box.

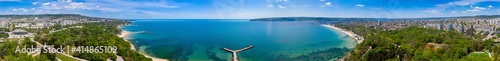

[1,0,500,19]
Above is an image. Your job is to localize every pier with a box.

[222,45,253,61]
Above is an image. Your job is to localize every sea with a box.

[120,19,357,61]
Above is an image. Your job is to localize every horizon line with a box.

[1,14,500,19]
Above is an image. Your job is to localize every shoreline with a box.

[118,25,169,61]
[322,25,364,44]
[118,30,136,50]
[322,24,364,61]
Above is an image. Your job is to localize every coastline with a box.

[322,24,364,61]
[118,30,136,50]
[322,24,364,44]
[118,25,169,61]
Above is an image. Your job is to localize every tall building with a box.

[448,24,454,30]
[495,19,499,25]
[439,20,444,30]
[377,20,381,26]
[470,25,474,29]
[491,20,494,25]
[460,25,465,33]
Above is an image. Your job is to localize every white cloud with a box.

[426,0,500,14]
[42,2,50,6]
[462,11,467,13]
[84,0,179,15]
[32,2,39,5]
[467,6,487,12]
[474,6,486,10]
[276,0,288,2]
[451,11,457,13]
[57,0,72,2]
[30,1,99,14]
[39,1,98,10]
[290,5,310,7]
[9,0,180,16]
[12,8,29,12]
[370,7,384,10]
[320,0,325,1]
[34,9,45,13]
[91,0,178,9]
[423,9,441,14]
[66,2,89,9]
[51,4,57,7]
[21,9,29,12]
[356,4,364,7]
[268,5,274,7]
[277,5,286,8]
[489,5,493,8]
[325,2,331,6]
[467,9,480,12]
[321,2,334,7]
[437,0,500,7]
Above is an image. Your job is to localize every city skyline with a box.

[1,0,500,19]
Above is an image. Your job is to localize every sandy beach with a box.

[118,30,135,50]
[118,27,169,61]
[322,25,364,44]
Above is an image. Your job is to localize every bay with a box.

[121,19,357,61]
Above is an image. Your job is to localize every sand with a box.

[323,24,367,61]
[322,25,364,44]
[118,30,136,50]
[118,27,169,61]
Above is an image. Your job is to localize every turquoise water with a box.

[121,19,357,61]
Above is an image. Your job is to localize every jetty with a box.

[222,45,253,61]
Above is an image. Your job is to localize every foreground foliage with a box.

[0,38,52,61]
[37,21,152,61]
[343,26,496,61]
